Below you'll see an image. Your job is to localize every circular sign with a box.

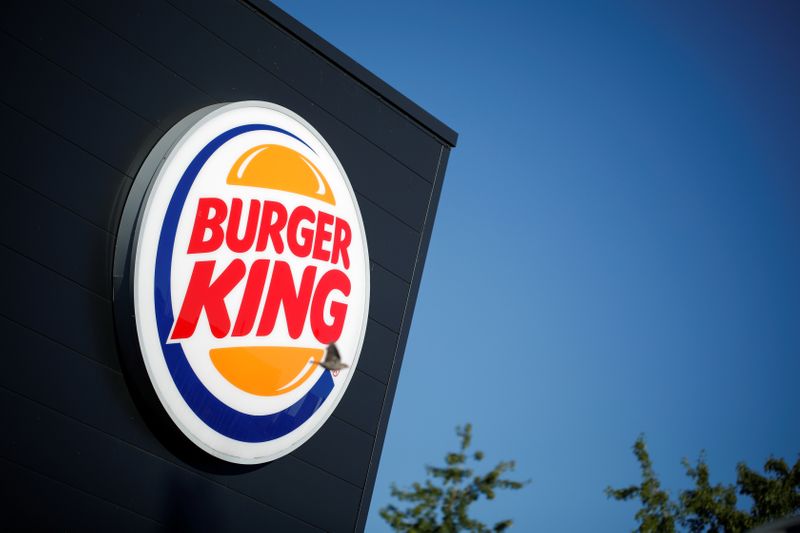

[114,101,370,464]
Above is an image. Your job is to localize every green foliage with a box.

[738,457,800,524]
[605,435,679,532]
[380,424,528,532]
[678,453,751,532]
[607,435,800,533]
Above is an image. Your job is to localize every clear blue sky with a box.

[273,2,800,530]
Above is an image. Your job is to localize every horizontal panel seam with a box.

[356,144,446,524]
[354,191,422,236]
[1,106,424,286]
[165,0,435,185]
[1,231,411,311]
[0,313,373,490]
[0,384,327,532]
[240,0,457,148]
[289,453,365,490]
[0,312,122,376]
[59,0,434,231]
[0,243,110,301]
[367,315,401,336]
[0,100,135,182]
[0,361,366,494]
[2,246,404,376]
[1,308,387,427]
[63,0,437,229]
[372,261,412,286]
[366,257,412,286]
[0,456,167,528]
[0,27,162,135]
[0,170,114,235]
[62,0,212,121]
[331,408,377,438]
[352,365,388,386]
[2,302,383,442]
[2,107,421,272]
[0,210,411,307]
[353,368,385,389]
[366,317,400,338]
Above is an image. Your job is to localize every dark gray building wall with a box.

[0,1,456,530]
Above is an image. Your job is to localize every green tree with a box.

[678,453,751,532]
[737,456,800,525]
[605,436,680,532]
[607,435,800,532]
[380,424,528,532]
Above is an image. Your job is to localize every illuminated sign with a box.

[114,101,370,464]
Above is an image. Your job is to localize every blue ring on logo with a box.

[152,123,334,444]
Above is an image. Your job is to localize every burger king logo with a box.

[114,101,369,464]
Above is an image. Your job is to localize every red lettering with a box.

[310,269,351,343]
[231,259,270,337]
[171,259,246,339]
[287,206,315,258]
[331,217,352,269]
[187,197,227,253]
[312,211,334,262]
[255,200,287,254]
[174,196,359,342]
[226,198,260,253]
[257,261,316,338]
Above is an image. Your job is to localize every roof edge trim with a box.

[242,0,459,147]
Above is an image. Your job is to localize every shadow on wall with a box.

[163,474,224,531]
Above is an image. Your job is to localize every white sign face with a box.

[127,101,369,464]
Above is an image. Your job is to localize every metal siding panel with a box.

[358,196,419,283]
[220,457,361,532]
[0,246,119,370]
[0,458,166,532]
[334,372,386,437]
[243,0,458,148]
[0,315,169,452]
[2,1,427,285]
[0,1,453,530]
[0,313,376,491]
[0,174,112,298]
[168,0,443,181]
[69,0,436,232]
[0,104,131,233]
[0,32,160,177]
[0,390,323,532]
[356,319,398,385]
[292,416,374,487]
[356,146,452,530]
[367,264,410,332]
[1,0,212,129]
